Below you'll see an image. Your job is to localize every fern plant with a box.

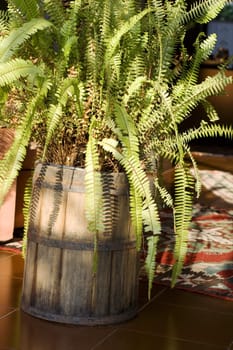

[0,0,233,295]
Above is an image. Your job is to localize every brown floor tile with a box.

[120,291,233,348]
[0,309,21,349]
[155,287,233,315]
[0,305,16,318]
[0,253,24,279]
[92,328,226,350]
[0,275,23,309]
[0,310,116,350]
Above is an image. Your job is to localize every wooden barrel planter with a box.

[21,163,139,325]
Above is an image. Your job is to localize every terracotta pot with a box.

[0,128,16,242]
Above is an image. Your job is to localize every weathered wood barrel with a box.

[21,163,139,325]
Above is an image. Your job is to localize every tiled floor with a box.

[1,146,233,350]
[0,249,233,350]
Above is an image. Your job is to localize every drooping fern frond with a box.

[42,78,76,160]
[147,0,186,84]
[104,7,151,65]
[0,10,9,36]
[84,118,104,235]
[0,18,52,62]
[145,234,160,297]
[0,59,41,86]
[181,123,233,145]
[0,78,50,206]
[42,0,66,28]
[154,177,174,208]
[22,174,33,257]
[7,0,40,22]
[113,104,139,154]
[175,33,217,94]
[173,72,232,125]
[122,76,148,107]
[182,0,228,25]
[172,161,195,286]
[187,150,202,198]
[99,0,112,45]
[201,99,220,122]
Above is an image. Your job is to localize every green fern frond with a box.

[22,175,33,257]
[61,0,81,38]
[0,59,41,86]
[62,35,77,62]
[201,99,219,122]
[114,104,139,153]
[85,35,98,88]
[0,77,49,206]
[42,78,76,159]
[104,7,151,64]
[0,18,52,62]
[137,87,164,140]
[182,0,228,24]
[129,182,143,250]
[123,76,147,106]
[7,0,40,22]
[154,177,173,208]
[176,33,217,93]
[42,104,63,159]
[148,0,185,84]
[172,162,195,286]
[100,0,112,45]
[106,52,122,94]
[145,235,159,298]
[187,150,202,197]
[181,123,233,144]
[0,10,9,36]
[42,0,66,28]
[85,119,104,235]
[174,72,232,124]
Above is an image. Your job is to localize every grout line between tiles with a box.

[90,328,118,350]
[137,287,168,313]
[0,308,18,320]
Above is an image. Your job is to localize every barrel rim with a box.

[21,303,138,326]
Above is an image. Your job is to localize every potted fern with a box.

[0,0,232,325]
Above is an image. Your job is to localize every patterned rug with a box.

[141,167,233,301]
[140,204,233,301]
